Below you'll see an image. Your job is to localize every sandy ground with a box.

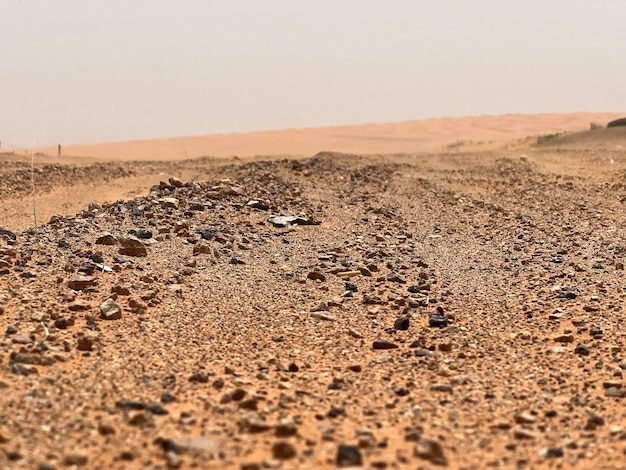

[2,114,626,469]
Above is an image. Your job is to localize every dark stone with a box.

[336,444,363,467]
[373,339,399,350]
[129,228,153,239]
[161,392,177,404]
[394,317,410,331]
[607,117,626,128]
[272,441,297,460]
[328,407,345,418]
[328,381,343,390]
[407,285,420,293]
[146,403,169,415]
[414,350,433,357]
[544,448,564,458]
[5,325,17,335]
[115,400,147,411]
[429,314,448,328]
[288,362,299,372]
[575,344,590,356]
[409,340,422,348]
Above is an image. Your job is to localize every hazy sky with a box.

[2,1,625,147]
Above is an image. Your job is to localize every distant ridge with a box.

[33,112,624,161]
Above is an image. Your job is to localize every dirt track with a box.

[2,125,626,469]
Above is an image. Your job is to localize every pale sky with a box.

[1,1,625,147]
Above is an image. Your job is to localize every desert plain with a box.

[2,112,626,469]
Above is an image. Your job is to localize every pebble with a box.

[271,441,297,460]
[307,271,326,282]
[68,274,98,291]
[553,334,574,343]
[373,339,399,350]
[428,314,448,328]
[171,437,218,453]
[414,439,447,466]
[100,299,122,320]
[118,236,148,257]
[336,444,363,467]
[574,344,590,356]
[394,317,410,330]
[311,312,336,321]
[95,233,117,245]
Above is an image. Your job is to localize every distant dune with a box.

[35,112,624,161]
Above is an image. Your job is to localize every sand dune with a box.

[34,112,623,161]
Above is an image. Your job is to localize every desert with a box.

[1,113,626,469]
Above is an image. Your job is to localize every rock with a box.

[118,236,148,257]
[311,312,336,321]
[310,302,329,312]
[63,454,88,466]
[348,328,363,339]
[574,344,590,356]
[607,117,626,128]
[606,387,625,398]
[429,314,448,328]
[129,228,153,239]
[394,317,410,330]
[169,176,185,188]
[268,215,320,227]
[514,412,537,424]
[336,445,363,467]
[307,271,326,282]
[373,339,399,350]
[0,228,17,241]
[513,428,537,439]
[100,299,122,320]
[553,334,574,343]
[271,441,297,460]
[95,233,117,245]
[414,439,447,466]
[430,383,453,393]
[171,437,218,453]
[68,300,91,311]
[68,274,98,291]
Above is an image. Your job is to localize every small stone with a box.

[348,328,363,339]
[430,383,453,393]
[169,176,185,188]
[63,454,88,466]
[171,437,218,453]
[311,302,329,312]
[605,387,625,398]
[100,299,121,320]
[574,344,590,356]
[336,445,363,467]
[540,448,564,458]
[166,451,182,468]
[68,300,91,311]
[373,339,399,350]
[68,274,98,291]
[394,317,410,330]
[272,441,297,460]
[514,412,537,424]
[414,439,447,466]
[189,371,209,383]
[311,312,336,321]
[77,334,97,351]
[553,334,574,343]
[119,236,148,257]
[513,428,537,439]
[307,271,326,282]
[429,314,448,328]
[98,421,116,435]
[95,233,117,245]
[347,364,362,372]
